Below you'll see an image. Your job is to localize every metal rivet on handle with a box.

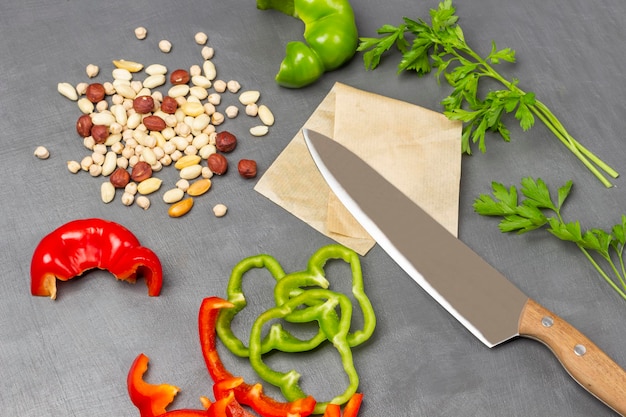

[574,344,587,356]
[541,316,554,327]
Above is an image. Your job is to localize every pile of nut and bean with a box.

[46,28,275,218]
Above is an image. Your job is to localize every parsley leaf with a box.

[357,0,618,187]
[474,178,626,301]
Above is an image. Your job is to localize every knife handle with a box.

[518,298,626,415]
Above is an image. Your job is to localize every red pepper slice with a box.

[30,218,162,299]
[321,393,363,417]
[342,393,363,417]
[206,391,235,417]
[198,297,316,417]
[323,404,341,417]
[127,353,181,417]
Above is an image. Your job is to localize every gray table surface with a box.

[3,0,626,415]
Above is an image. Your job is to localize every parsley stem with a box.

[618,247,626,290]
[453,43,618,187]
[529,105,614,188]
[578,246,626,300]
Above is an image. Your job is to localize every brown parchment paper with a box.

[254,82,462,255]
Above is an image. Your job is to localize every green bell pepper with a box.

[248,288,359,415]
[257,0,358,88]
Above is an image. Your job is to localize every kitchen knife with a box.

[302,128,626,415]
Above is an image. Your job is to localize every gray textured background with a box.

[2,0,626,415]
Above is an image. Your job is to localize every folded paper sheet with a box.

[254,82,462,255]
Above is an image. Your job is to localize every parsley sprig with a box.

[357,0,619,187]
[474,177,626,300]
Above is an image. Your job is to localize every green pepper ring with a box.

[248,288,359,415]
[216,244,377,358]
[274,244,377,347]
[216,253,330,357]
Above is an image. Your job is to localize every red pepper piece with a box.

[321,393,362,417]
[207,391,235,417]
[323,404,341,417]
[127,353,181,417]
[342,393,363,417]
[30,218,162,299]
[198,297,317,417]
[157,411,211,416]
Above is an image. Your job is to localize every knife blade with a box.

[302,128,626,415]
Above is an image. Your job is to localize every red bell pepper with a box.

[127,353,181,417]
[128,353,257,417]
[323,404,341,417]
[321,393,363,417]
[198,297,317,417]
[30,218,162,299]
[342,393,363,417]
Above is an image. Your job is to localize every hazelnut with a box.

[160,96,178,114]
[170,69,190,85]
[237,159,257,179]
[86,83,106,103]
[76,114,93,137]
[109,167,131,188]
[215,131,237,153]
[130,161,153,182]
[207,153,228,175]
[142,115,167,131]
[91,125,109,144]
[133,95,155,114]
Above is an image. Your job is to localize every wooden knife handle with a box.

[519,298,626,415]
